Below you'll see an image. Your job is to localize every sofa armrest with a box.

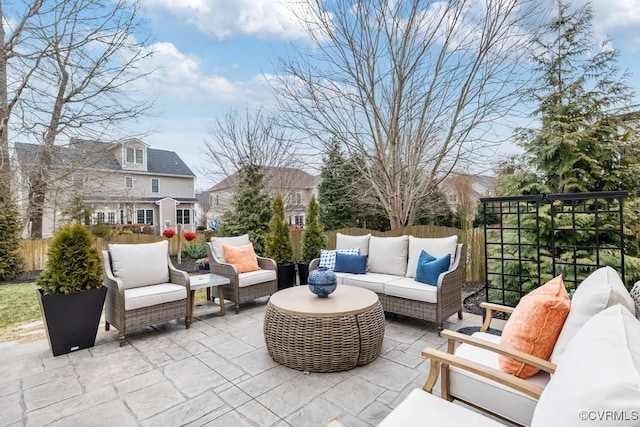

[309,258,320,271]
[421,347,545,400]
[440,329,556,375]
[480,302,514,332]
[102,251,125,295]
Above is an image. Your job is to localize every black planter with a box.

[297,262,310,285]
[37,286,108,357]
[277,262,296,290]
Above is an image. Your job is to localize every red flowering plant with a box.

[162,228,175,238]
[183,232,196,241]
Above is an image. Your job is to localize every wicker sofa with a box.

[380,278,640,427]
[310,233,465,330]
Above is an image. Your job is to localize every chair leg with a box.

[119,334,125,347]
[458,310,463,320]
[105,321,110,331]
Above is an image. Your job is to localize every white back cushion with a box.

[406,235,458,278]
[336,233,371,255]
[551,266,635,363]
[532,305,640,427]
[210,234,250,263]
[108,240,169,289]
[367,235,409,276]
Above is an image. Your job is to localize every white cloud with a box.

[141,41,274,104]
[141,0,316,41]
[590,0,640,51]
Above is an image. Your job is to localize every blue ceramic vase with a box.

[308,267,337,298]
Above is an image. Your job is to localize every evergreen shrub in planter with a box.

[299,195,326,285]
[36,223,106,356]
[266,192,295,289]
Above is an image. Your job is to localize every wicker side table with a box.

[264,285,385,372]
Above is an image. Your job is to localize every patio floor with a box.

[0,297,507,426]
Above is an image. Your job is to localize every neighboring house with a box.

[440,174,496,226]
[206,167,320,228]
[15,137,197,237]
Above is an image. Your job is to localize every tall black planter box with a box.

[277,263,296,290]
[37,286,108,357]
[297,262,309,285]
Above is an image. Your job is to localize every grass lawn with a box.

[0,282,42,343]
[0,282,211,344]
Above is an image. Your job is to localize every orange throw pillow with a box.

[498,275,570,379]
[222,243,260,273]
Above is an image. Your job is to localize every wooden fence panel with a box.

[19,226,486,283]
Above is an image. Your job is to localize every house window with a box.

[294,215,304,227]
[96,212,106,223]
[107,212,116,224]
[125,176,133,189]
[72,173,84,188]
[126,147,144,164]
[151,178,159,193]
[176,209,190,225]
[136,209,154,224]
[449,194,458,203]
[294,192,302,205]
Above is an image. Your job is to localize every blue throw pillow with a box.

[415,250,451,286]
[318,248,359,270]
[334,253,368,274]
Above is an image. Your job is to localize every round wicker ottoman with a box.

[264,285,385,372]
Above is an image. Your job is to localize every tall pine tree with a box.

[0,192,25,280]
[317,141,357,231]
[507,0,639,194]
[218,165,272,255]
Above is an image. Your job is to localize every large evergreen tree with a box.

[218,165,271,255]
[505,0,639,195]
[0,192,25,280]
[317,141,357,230]
[492,0,640,301]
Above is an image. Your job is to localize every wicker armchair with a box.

[206,235,277,313]
[102,240,190,346]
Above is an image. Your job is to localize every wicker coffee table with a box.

[264,285,385,372]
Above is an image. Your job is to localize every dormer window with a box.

[126,147,144,164]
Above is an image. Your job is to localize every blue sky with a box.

[131,0,640,191]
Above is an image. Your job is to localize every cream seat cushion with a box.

[449,332,550,427]
[378,388,504,427]
[532,304,640,427]
[124,283,186,310]
[550,266,635,364]
[238,269,277,288]
[210,234,250,263]
[406,235,458,278]
[342,272,399,293]
[385,277,438,303]
[108,240,170,289]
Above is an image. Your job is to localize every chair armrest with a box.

[102,251,124,293]
[168,257,190,290]
[421,347,545,400]
[480,302,514,332]
[257,256,277,271]
[309,258,320,271]
[440,329,556,375]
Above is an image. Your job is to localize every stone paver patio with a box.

[0,297,507,426]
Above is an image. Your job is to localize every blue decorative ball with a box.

[308,267,337,298]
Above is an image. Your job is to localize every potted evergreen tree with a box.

[266,192,295,290]
[298,195,326,285]
[36,223,107,356]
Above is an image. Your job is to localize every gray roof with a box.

[15,139,195,177]
[209,166,319,192]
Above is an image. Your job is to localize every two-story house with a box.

[440,173,496,227]
[207,167,319,228]
[15,137,197,237]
